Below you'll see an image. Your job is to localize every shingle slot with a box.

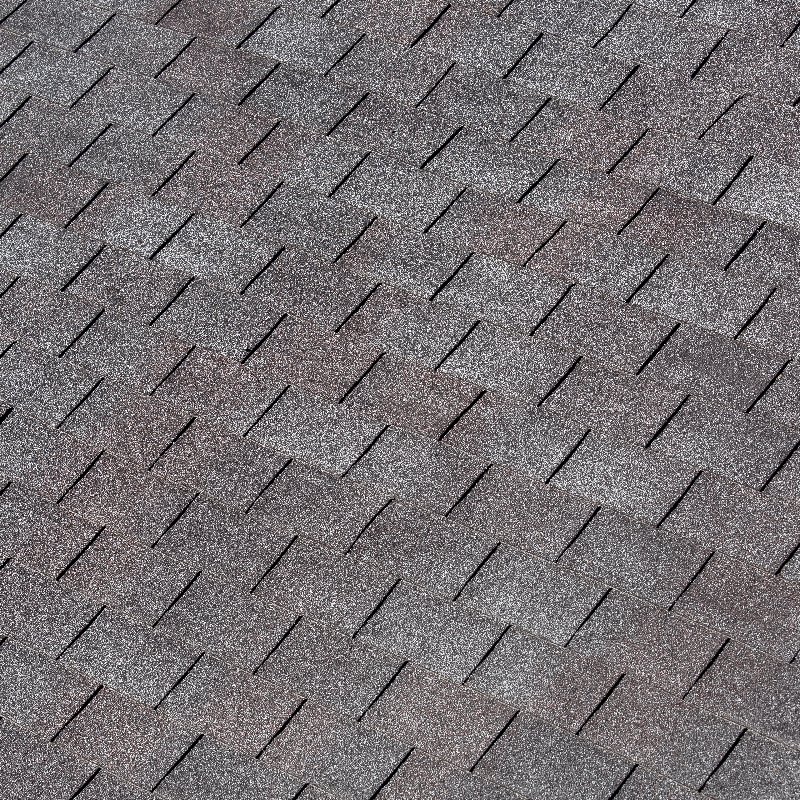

[253,614,302,674]
[420,123,461,167]
[258,698,306,755]
[154,36,195,79]
[409,4,450,49]
[555,504,601,562]
[657,469,701,527]
[154,651,205,709]
[329,151,370,197]
[153,491,200,548]
[746,358,791,413]
[0,95,30,132]
[151,150,195,197]
[593,3,632,48]
[607,128,648,174]
[150,275,195,323]
[238,119,282,165]
[0,41,32,78]
[636,322,679,375]
[68,766,101,800]
[0,0,26,27]
[150,345,195,395]
[415,62,456,109]
[352,578,401,638]
[446,462,492,517]
[565,587,610,646]
[438,388,485,441]
[510,96,551,142]
[339,351,386,405]
[239,62,280,107]
[243,384,290,437]
[358,660,408,720]
[241,179,284,227]
[325,32,365,76]
[503,33,542,79]
[251,534,298,593]
[320,0,340,17]
[698,728,747,791]
[332,215,377,262]
[245,457,293,514]
[464,624,510,684]
[546,428,590,484]
[724,221,765,272]
[699,94,746,140]
[424,185,466,233]
[618,187,659,235]
[236,5,281,49]
[760,439,800,493]
[151,733,204,793]
[70,67,113,110]
[156,0,184,26]
[734,287,775,340]
[327,92,370,136]
[782,18,800,47]
[57,526,105,581]
[531,283,573,337]
[644,394,689,449]
[607,765,638,799]
[625,254,666,303]
[153,93,195,137]
[367,748,414,800]
[335,282,380,333]
[690,31,727,80]
[241,313,286,364]
[518,157,560,203]
[713,155,752,205]
[0,152,27,185]
[453,541,500,601]
[436,319,480,371]
[58,606,106,659]
[147,416,196,471]
[538,355,581,407]
[0,275,18,299]
[668,550,714,611]
[469,708,519,770]
[241,245,285,295]
[74,13,116,53]
[599,65,638,110]
[57,450,105,504]
[576,673,625,734]
[152,570,201,628]
[64,183,110,230]
[682,637,729,698]
[50,684,103,741]
[345,496,393,553]
[341,424,389,478]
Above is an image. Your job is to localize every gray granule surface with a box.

[0,0,799,798]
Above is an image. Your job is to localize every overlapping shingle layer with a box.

[0,0,799,797]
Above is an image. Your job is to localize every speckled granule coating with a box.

[0,0,798,798]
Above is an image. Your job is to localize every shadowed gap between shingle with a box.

[69,121,112,167]
[244,384,290,437]
[0,406,12,425]
[58,607,106,661]
[152,570,201,628]
[326,32,366,76]
[690,31,727,80]
[636,321,679,375]
[241,244,285,295]
[344,497,393,554]
[438,388,485,440]
[241,179,284,227]
[148,416,196,471]
[420,124,461,168]
[154,36,195,79]
[341,424,389,478]
[50,684,104,741]
[329,151,370,197]
[518,157,560,203]
[713,155,752,205]
[367,748,414,800]
[151,150,195,197]
[617,187,658,235]
[57,450,105,504]
[682,637,729,699]
[156,0,183,25]
[352,578,401,639]
[153,491,200,548]
[64,183,110,230]
[236,5,281,49]
[0,274,18,299]
[530,282,573,336]
[776,537,800,576]
[668,550,714,611]
[290,784,309,800]
[746,358,791,414]
[724,221,765,272]
[251,534,298,593]
[328,92,370,136]
[430,252,472,301]
[760,438,800,492]
[239,62,281,107]
[0,95,30,132]
[0,340,15,358]
[452,541,500,601]
[698,728,747,791]
[0,40,32,77]
[469,709,518,771]
[0,213,21,238]
[258,698,307,756]
[599,65,638,111]
[74,12,116,53]
[463,624,511,685]
[409,4,450,49]
[576,673,625,734]
[339,351,385,405]
[154,651,205,709]
[644,393,690,449]
[70,67,113,110]
[734,286,776,340]
[538,356,581,408]
[245,457,293,514]
[496,0,517,18]
[699,94,746,140]
[565,587,610,646]
[526,219,568,263]
[510,96,551,143]
[592,3,632,48]
[546,428,590,485]
[0,152,27,187]
[625,254,666,303]
[335,281,381,332]
[151,733,204,793]
[320,0,340,16]
[153,93,195,137]
[607,764,638,799]
[358,660,408,720]
[253,614,302,674]
[679,0,698,17]
[242,313,287,364]
[782,18,800,46]
[555,504,601,563]
[333,215,377,263]
[607,127,648,174]
[415,62,456,109]
[446,463,492,518]
[57,525,105,581]
[436,319,480,371]
[503,32,542,79]
[150,275,195,323]
[0,0,26,26]
[67,766,101,800]
[150,345,195,395]
[656,469,701,527]
[423,185,466,233]
[238,119,282,165]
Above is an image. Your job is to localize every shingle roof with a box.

[0,0,799,798]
